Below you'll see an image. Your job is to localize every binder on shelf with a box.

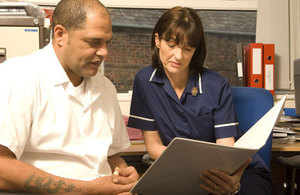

[235,43,245,86]
[245,43,263,88]
[263,44,275,95]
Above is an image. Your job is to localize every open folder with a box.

[131,95,287,195]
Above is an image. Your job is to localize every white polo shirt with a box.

[0,43,130,180]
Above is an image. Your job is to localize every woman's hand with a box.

[200,159,251,195]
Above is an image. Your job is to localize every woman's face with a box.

[155,33,196,76]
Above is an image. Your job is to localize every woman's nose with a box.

[173,47,183,60]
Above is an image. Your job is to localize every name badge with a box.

[191,87,198,96]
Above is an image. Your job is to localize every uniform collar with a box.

[149,68,203,95]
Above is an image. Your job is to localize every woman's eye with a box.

[183,46,194,52]
[168,44,175,48]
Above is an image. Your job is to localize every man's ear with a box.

[154,33,160,49]
[53,25,68,47]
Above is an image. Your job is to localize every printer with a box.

[0,2,45,63]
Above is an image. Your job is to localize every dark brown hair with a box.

[151,6,206,74]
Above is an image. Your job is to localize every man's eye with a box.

[89,42,100,47]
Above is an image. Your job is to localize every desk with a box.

[119,144,147,173]
[120,144,146,156]
[121,141,300,156]
[272,142,300,152]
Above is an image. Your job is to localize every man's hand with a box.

[111,166,139,195]
[200,159,251,195]
[89,168,138,195]
[112,166,139,185]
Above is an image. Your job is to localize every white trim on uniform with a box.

[214,122,239,128]
[130,114,155,122]
[149,68,157,82]
[198,73,203,94]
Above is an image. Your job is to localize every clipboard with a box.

[131,95,287,195]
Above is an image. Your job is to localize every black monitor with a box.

[294,58,300,116]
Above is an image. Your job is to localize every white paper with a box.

[264,64,274,90]
[237,62,243,77]
[253,48,262,74]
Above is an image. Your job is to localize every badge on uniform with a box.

[191,87,198,96]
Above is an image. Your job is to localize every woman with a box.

[128,6,272,195]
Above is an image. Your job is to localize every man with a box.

[0,0,139,194]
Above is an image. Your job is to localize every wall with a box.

[29,0,257,10]
[104,27,152,92]
[256,0,300,91]
[104,9,256,92]
[256,0,290,90]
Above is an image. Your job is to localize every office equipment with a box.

[283,108,299,117]
[131,95,286,195]
[245,43,263,88]
[0,48,6,63]
[275,58,300,195]
[0,2,45,61]
[263,44,275,95]
[235,43,245,86]
[295,58,300,116]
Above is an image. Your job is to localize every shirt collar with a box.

[149,68,203,95]
[42,42,70,86]
[149,68,164,84]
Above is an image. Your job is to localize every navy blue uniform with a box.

[128,66,272,194]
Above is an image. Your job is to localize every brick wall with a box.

[205,32,255,86]
[105,29,255,92]
[104,9,256,92]
[105,27,152,92]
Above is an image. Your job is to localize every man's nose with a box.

[96,45,108,58]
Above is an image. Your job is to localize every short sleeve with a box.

[104,79,131,156]
[128,71,157,131]
[0,59,33,159]
[213,80,239,139]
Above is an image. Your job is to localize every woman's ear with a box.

[154,33,160,49]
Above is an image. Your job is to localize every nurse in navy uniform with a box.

[128,6,272,195]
